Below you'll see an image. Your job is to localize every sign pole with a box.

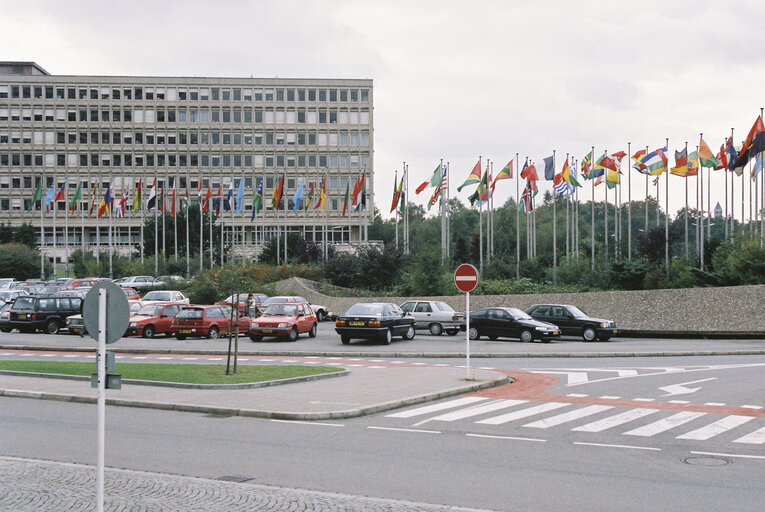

[97,288,106,512]
[465,290,470,379]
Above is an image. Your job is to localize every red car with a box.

[122,287,140,301]
[215,293,269,316]
[248,302,318,341]
[125,302,187,338]
[170,305,250,340]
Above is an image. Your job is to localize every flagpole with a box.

[665,137,670,280]
[515,153,520,279]
[185,174,190,277]
[139,178,144,267]
[39,176,45,280]
[478,156,483,273]
[446,162,451,260]
[64,182,70,277]
[405,163,410,255]
[603,149,609,263]
[154,173,158,275]
[209,180,214,270]
[108,175,113,280]
[552,151,557,283]
[490,161,494,260]
[730,128,735,242]
[696,144,701,266]
[617,150,621,260]
[565,153,570,264]
[440,159,445,263]
[173,175,178,263]
[590,147,595,270]
[52,182,57,278]
[394,169,399,249]
[699,134,705,269]
[684,141,689,259]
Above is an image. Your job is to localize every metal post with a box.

[96,288,106,512]
[465,291,470,380]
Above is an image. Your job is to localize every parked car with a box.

[261,295,329,321]
[0,279,18,289]
[524,304,618,342]
[400,300,464,336]
[47,278,73,286]
[66,299,143,336]
[141,290,189,304]
[117,276,158,289]
[463,307,560,343]
[121,287,140,301]
[249,302,318,341]
[215,293,270,316]
[55,289,88,298]
[69,278,104,289]
[125,302,186,338]
[17,285,48,296]
[335,302,415,345]
[0,289,30,303]
[170,305,250,340]
[154,275,184,285]
[8,295,83,334]
[0,300,15,332]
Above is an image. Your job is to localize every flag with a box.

[642,146,668,176]
[715,140,729,170]
[359,179,367,211]
[342,181,350,216]
[89,183,98,217]
[43,185,54,213]
[351,175,363,209]
[589,153,606,180]
[553,172,574,196]
[97,184,111,218]
[319,175,327,212]
[133,178,142,211]
[292,179,304,213]
[427,183,442,210]
[181,189,189,213]
[223,181,233,212]
[686,151,699,177]
[734,116,765,174]
[202,185,211,213]
[390,175,402,213]
[116,187,128,218]
[147,179,157,211]
[725,137,739,172]
[171,186,177,217]
[271,174,284,210]
[670,148,689,176]
[632,149,648,174]
[27,179,43,212]
[69,183,82,215]
[457,159,481,192]
[159,186,165,213]
[417,165,442,194]
[251,181,263,220]
[542,155,555,181]
[306,181,314,211]
[581,150,593,177]
[398,184,406,215]
[54,182,66,202]
[520,159,539,182]
[214,185,222,215]
[478,168,490,202]
[314,176,324,210]
[699,138,718,169]
[519,181,534,212]
[492,160,513,191]
[561,158,582,187]
[235,175,244,213]
[753,152,764,180]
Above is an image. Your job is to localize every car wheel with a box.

[249,334,263,342]
[175,334,187,340]
[316,310,325,322]
[309,323,317,338]
[520,329,534,343]
[582,327,597,342]
[428,323,443,336]
[341,335,351,345]
[446,329,459,336]
[143,325,156,339]
[468,327,480,340]
[403,325,416,340]
[381,328,392,345]
[45,319,60,335]
[208,326,219,339]
[288,326,299,341]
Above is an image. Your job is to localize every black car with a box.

[524,304,617,342]
[464,307,560,343]
[8,295,83,334]
[335,302,416,345]
[0,300,14,332]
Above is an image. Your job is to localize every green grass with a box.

[0,361,342,384]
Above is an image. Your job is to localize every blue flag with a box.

[224,181,233,212]
[43,185,54,212]
[543,155,555,181]
[292,179,304,212]
[235,175,244,213]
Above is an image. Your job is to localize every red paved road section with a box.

[470,370,765,418]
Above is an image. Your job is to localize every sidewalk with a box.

[0,365,509,420]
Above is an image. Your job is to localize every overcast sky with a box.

[3,0,765,220]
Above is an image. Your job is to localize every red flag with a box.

[53,183,66,202]
[520,163,539,181]
[202,186,211,213]
[415,181,429,194]
[171,187,176,218]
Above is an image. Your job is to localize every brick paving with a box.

[0,456,494,511]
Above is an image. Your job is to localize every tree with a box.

[0,243,45,279]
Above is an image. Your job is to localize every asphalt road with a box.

[1,350,764,511]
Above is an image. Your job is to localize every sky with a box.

[3,0,765,221]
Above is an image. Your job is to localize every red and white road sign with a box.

[454,263,479,293]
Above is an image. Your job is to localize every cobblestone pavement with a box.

[0,456,495,512]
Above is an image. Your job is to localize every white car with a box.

[141,290,190,304]
[259,295,330,321]
[118,276,158,289]
[154,275,185,285]
[400,300,465,336]
[0,289,30,303]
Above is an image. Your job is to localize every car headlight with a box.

[130,322,137,327]
[250,322,258,328]
[278,323,287,328]
[599,322,605,328]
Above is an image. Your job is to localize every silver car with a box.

[400,300,464,336]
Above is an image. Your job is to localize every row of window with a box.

[1,130,371,147]
[0,85,370,103]
[0,152,371,169]
[0,106,371,125]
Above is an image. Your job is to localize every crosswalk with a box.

[386,397,765,445]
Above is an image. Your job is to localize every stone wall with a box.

[273,278,765,336]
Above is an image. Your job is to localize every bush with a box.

[0,243,47,280]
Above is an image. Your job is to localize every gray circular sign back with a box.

[82,281,130,344]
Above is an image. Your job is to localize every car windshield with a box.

[567,306,587,317]
[264,304,298,316]
[262,296,292,306]
[12,297,36,309]
[507,308,533,320]
[176,309,203,319]
[143,291,172,301]
[0,292,13,300]
[136,305,163,316]
[345,303,383,316]
[434,301,454,312]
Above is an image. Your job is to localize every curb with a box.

[0,374,511,421]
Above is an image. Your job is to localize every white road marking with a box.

[368,366,386,369]
[271,420,344,427]
[413,400,527,425]
[705,402,725,406]
[386,397,488,418]
[367,426,441,434]
[623,412,706,437]
[677,416,756,441]
[732,427,765,445]
[181,358,198,360]
[741,405,762,409]
[691,451,765,460]
[477,402,571,425]
[523,405,614,429]
[531,370,589,385]
[599,396,621,399]
[668,400,690,404]
[566,394,588,397]
[467,433,545,442]
[157,357,172,360]
[617,370,639,377]
[131,356,147,360]
[633,398,655,402]
[573,408,660,432]
[574,442,660,451]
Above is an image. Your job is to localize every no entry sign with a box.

[454,263,479,293]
